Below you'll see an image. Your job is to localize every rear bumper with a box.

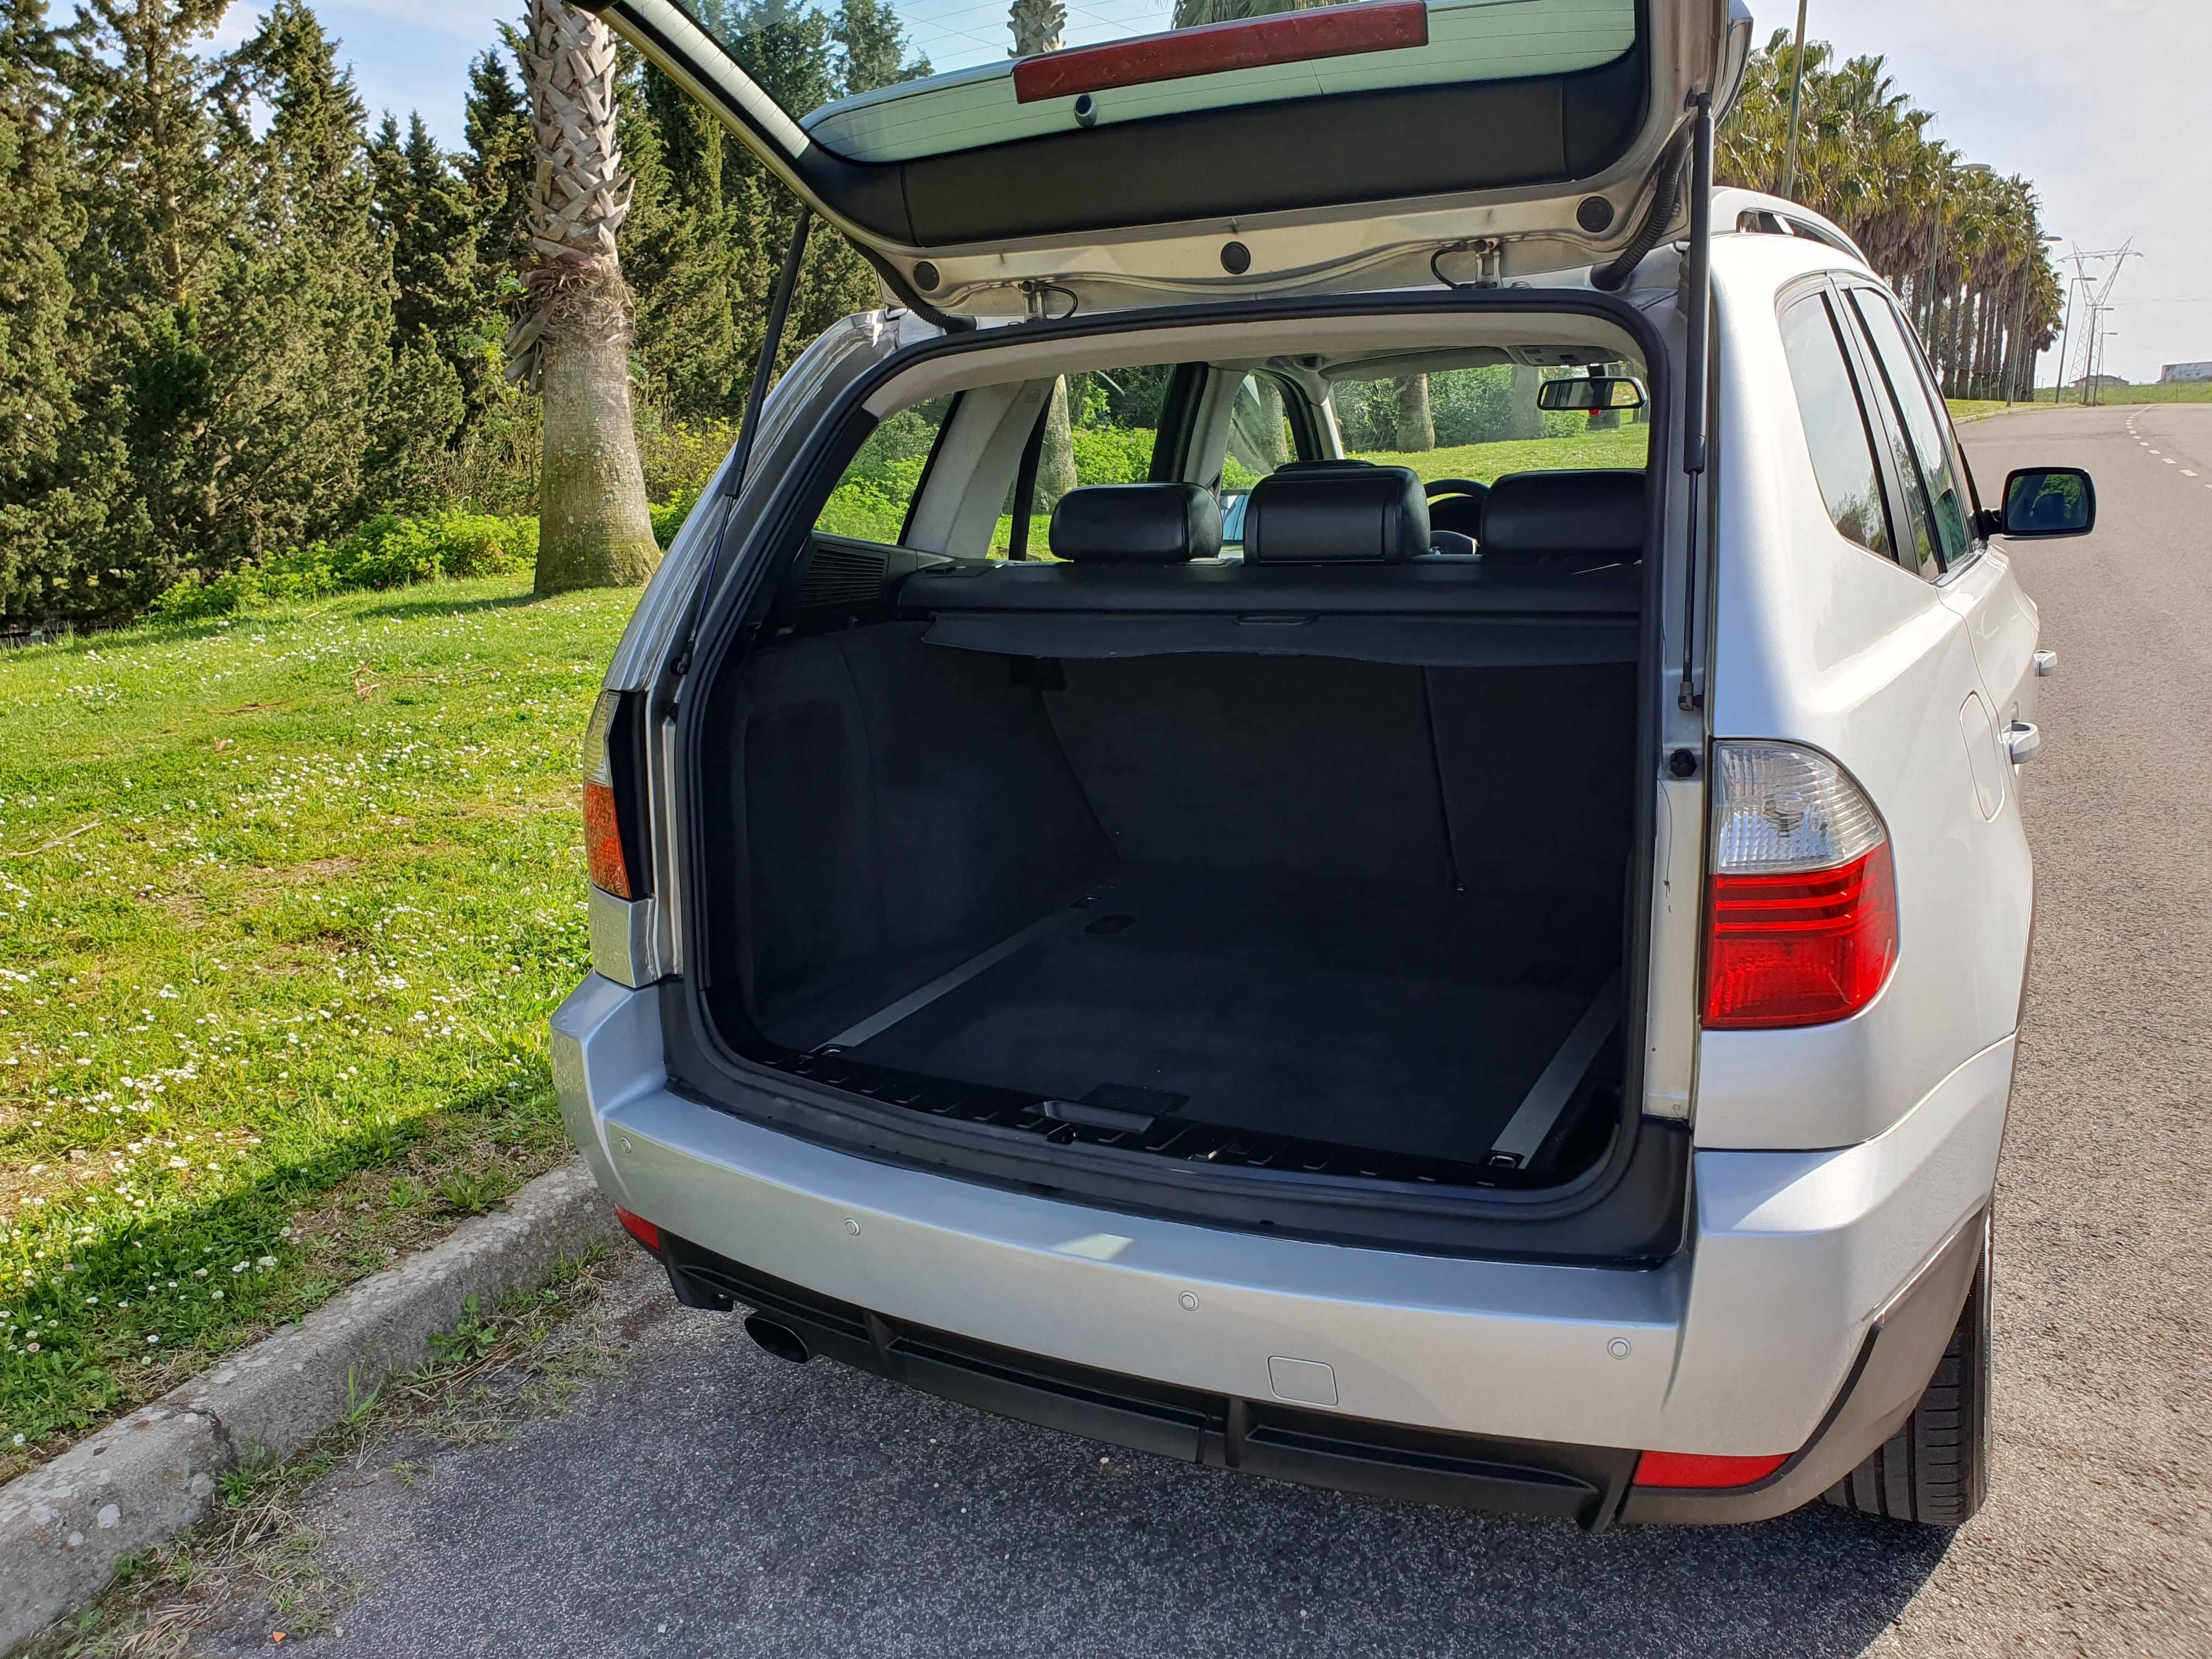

[553,974,2010,1522]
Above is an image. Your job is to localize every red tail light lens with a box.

[614,1205,661,1251]
[1705,845,1899,1028]
[581,691,635,900]
[1633,1450,1791,1489]
[1703,743,1898,1030]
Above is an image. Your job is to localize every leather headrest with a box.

[1048,483,1221,563]
[1243,464,1430,564]
[1479,470,1646,562]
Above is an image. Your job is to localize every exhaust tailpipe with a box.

[743,1313,810,1364]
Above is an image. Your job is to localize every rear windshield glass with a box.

[669,0,1640,163]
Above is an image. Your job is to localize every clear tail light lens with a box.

[581,690,635,900]
[1703,742,1898,1029]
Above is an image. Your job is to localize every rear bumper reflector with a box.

[614,1205,662,1251]
[1632,1450,1791,1489]
[1012,2,1430,104]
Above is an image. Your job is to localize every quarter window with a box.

[1848,291,1976,571]
[814,394,956,546]
[1778,293,1894,560]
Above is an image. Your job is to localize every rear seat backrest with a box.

[1048,483,1221,563]
[1478,470,1647,563]
[1244,463,1430,564]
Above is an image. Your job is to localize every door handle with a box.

[2006,721,2042,765]
[2033,649,2058,678]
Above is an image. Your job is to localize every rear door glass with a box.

[1777,292,1895,561]
[1220,373,1302,545]
[996,366,1178,557]
[815,394,955,545]
[1847,291,1974,571]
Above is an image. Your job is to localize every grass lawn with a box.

[0,575,634,1476]
[2031,382,2212,406]
[1353,424,1651,481]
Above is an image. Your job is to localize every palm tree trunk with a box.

[1392,375,1435,451]
[1037,376,1078,508]
[1506,364,1544,439]
[510,0,659,596]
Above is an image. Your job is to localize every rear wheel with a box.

[1824,1222,1992,1526]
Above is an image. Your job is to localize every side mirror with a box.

[1538,375,1648,412]
[1219,488,1251,544]
[1998,467,2096,539]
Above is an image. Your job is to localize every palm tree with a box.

[1718,31,2062,395]
[1008,0,1063,55]
[508,0,660,596]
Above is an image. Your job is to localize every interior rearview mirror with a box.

[1537,376,1647,412]
[1999,467,2096,539]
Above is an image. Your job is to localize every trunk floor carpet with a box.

[832,866,1613,1166]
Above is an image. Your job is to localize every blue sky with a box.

[245,0,2211,384]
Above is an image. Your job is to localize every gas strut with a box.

[1678,95,1713,714]
[672,204,813,678]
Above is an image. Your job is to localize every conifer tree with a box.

[626,58,741,419]
[834,0,930,95]
[462,47,536,312]
[213,0,397,549]
[0,0,94,618]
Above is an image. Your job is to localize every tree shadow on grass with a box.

[5,1074,567,1459]
[352,590,544,625]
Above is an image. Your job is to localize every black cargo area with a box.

[696,621,1638,1184]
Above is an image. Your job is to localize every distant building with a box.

[2161,362,2212,384]
[2073,373,2130,391]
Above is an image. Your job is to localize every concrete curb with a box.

[0,1159,621,1654]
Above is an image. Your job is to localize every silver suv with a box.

[554,0,2094,1529]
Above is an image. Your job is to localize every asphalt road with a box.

[205,407,2212,1658]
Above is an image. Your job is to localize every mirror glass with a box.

[1538,375,1647,412]
[2002,468,2094,537]
[1219,489,1251,545]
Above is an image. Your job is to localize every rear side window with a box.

[1778,293,1894,560]
[815,395,956,546]
[1847,292,1975,569]
[1000,366,1181,556]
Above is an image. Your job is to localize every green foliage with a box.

[148,512,538,619]
[1069,425,1155,486]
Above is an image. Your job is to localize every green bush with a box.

[149,512,539,621]
[651,492,701,549]
[1070,425,1155,486]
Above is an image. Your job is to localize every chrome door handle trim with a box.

[2033,649,2058,678]
[2006,721,2042,765]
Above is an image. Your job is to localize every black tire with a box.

[1823,1222,1992,1526]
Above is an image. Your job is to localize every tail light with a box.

[581,690,650,900]
[614,1205,662,1251]
[1703,743,1898,1029]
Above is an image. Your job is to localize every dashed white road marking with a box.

[2163,458,2177,465]
[2185,470,2200,477]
